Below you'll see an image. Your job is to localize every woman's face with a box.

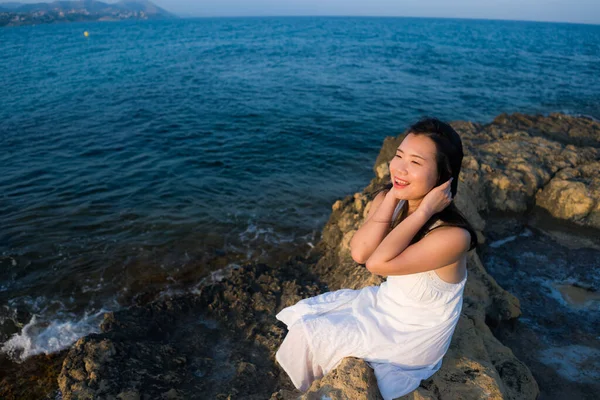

[388,133,439,201]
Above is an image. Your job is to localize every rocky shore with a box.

[1,112,599,399]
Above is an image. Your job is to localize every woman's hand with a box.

[417,178,453,217]
[386,185,401,202]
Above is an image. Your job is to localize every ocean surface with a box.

[1,17,599,360]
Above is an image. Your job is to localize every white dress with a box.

[275,200,467,400]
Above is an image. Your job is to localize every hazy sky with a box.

[11,0,600,25]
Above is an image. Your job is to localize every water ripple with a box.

[0,17,599,359]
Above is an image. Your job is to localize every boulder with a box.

[535,161,600,228]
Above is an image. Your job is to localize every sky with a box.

[9,0,600,25]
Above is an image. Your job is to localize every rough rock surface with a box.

[57,260,325,400]
[0,351,65,400]
[535,161,600,227]
[457,113,599,224]
[3,113,598,399]
[300,357,381,400]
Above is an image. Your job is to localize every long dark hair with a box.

[371,118,478,251]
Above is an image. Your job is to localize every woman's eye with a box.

[411,161,420,165]
[395,154,401,158]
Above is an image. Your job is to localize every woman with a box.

[275,118,478,400]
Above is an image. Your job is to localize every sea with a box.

[1,16,599,361]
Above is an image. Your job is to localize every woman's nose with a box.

[393,162,408,175]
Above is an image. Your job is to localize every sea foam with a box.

[1,310,106,361]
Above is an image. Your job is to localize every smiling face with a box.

[388,133,439,201]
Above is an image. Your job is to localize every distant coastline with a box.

[0,0,176,27]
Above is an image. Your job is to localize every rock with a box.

[163,388,184,399]
[491,112,600,148]
[398,387,437,400]
[0,351,67,400]
[117,390,140,400]
[57,261,325,400]
[58,338,117,400]
[374,136,404,179]
[535,161,600,228]
[301,357,381,399]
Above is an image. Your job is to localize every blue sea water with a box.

[1,17,599,359]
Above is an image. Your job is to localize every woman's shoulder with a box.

[370,188,389,202]
[366,189,389,212]
[426,220,472,247]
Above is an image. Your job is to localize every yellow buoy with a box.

[84,31,89,37]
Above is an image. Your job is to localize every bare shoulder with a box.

[371,189,388,205]
[426,226,471,282]
[427,225,471,252]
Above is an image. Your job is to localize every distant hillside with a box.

[0,0,177,26]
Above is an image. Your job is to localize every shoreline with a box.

[1,111,599,399]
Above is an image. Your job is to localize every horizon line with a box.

[1,2,598,26]
[170,14,600,27]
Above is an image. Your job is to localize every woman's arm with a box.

[365,178,470,276]
[350,189,400,264]
[365,225,471,277]
[365,208,431,271]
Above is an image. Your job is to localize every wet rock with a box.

[0,351,66,400]
[57,261,324,400]
[538,345,600,384]
[479,209,600,399]
[553,282,600,310]
[117,390,140,400]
